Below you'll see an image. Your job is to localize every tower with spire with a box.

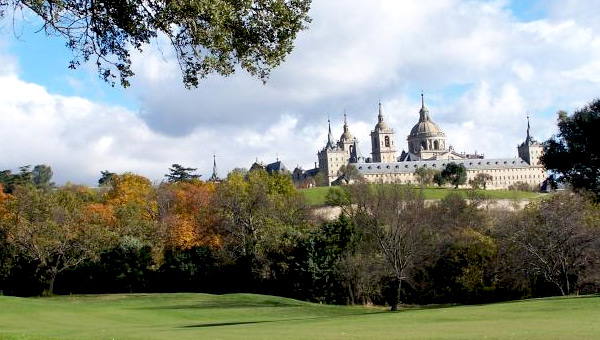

[317,115,359,185]
[370,102,397,163]
[209,153,220,182]
[518,114,543,165]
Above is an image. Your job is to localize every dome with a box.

[374,103,391,131]
[340,130,353,142]
[375,120,389,131]
[340,114,353,142]
[409,98,444,137]
[409,120,444,137]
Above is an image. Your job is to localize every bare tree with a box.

[348,183,431,310]
[506,193,600,295]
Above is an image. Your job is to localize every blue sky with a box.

[1,0,599,184]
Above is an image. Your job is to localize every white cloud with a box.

[2,0,600,184]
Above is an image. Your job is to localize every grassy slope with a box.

[301,186,544,206]
[0,294,598,340]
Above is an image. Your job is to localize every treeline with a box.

[0,169,599,309]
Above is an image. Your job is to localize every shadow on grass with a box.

[180,311,389,329]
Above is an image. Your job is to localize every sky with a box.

[0,0,599,185]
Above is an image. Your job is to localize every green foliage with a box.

[98,170,116,187]
[0,0,312,87]
[469,172,493,190]
[414,167,439,186]
[541,100,600,199]
[0,164,55,193]
[290,215,359,304]
[441,162,467,188]
[165,164,201,183]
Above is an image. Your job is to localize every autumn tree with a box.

[104,173,158,246]
[215,169,309,278]
[156,180,218,249]
[0,185,115,294]
[0,0,312,87]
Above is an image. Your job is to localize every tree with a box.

[165,164,201,183]
[0,0,311,88]
[215,169,309,279]
[348,183,431,310]
[441,162,467,189]
[156,180,218,250]
[504,193,600,296]
[469,173,492,190]
[1,186,115,294]
[541,100,600,199]
[414,168,438,186]
[98,170,117,187]
[338,164,361,185]
[32,165,54,192]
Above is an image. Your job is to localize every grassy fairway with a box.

[301,186,544,206]
[0,294,598,340]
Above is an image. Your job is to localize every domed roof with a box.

[409,95,444,137]
[410,119,444,137]
[340,114,354,142]
[374,103,391,131]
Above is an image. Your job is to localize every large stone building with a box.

[316,94,546,189]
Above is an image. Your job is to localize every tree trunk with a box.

[390,278,402,311]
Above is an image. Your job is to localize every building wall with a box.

[356,161,546,189]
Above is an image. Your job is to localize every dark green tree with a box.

[165,164,201,183]
[441,162,467,189]
[0,0,311,88]
[98,170,117,187]
[32,165,54,192]
[541,100,600,199]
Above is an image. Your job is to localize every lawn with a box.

[0,294,598,340]
[301,185,544,206]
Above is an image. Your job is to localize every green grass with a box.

[301,185,545,206]
[0,294,598,339]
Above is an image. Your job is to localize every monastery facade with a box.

[316,94,546,189]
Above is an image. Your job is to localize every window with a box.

[385,136,390,147]
[434,140,439,150]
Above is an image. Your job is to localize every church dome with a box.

[409,99,444,137]
[340,129,353,142]
[340,114,353,143]
[374,103,391,131]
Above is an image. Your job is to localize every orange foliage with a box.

[159,180,220,249]
[104,172,157,220]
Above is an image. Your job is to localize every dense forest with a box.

[0,165,598,309]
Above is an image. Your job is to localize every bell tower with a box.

[370,103,397,163]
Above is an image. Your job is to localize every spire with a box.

[209,153,219,181]
[326,118,335,149]
[378,102,384,122]
[526,112,531,143]
[419,91,430,122]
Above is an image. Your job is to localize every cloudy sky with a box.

[0,0,599,185]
